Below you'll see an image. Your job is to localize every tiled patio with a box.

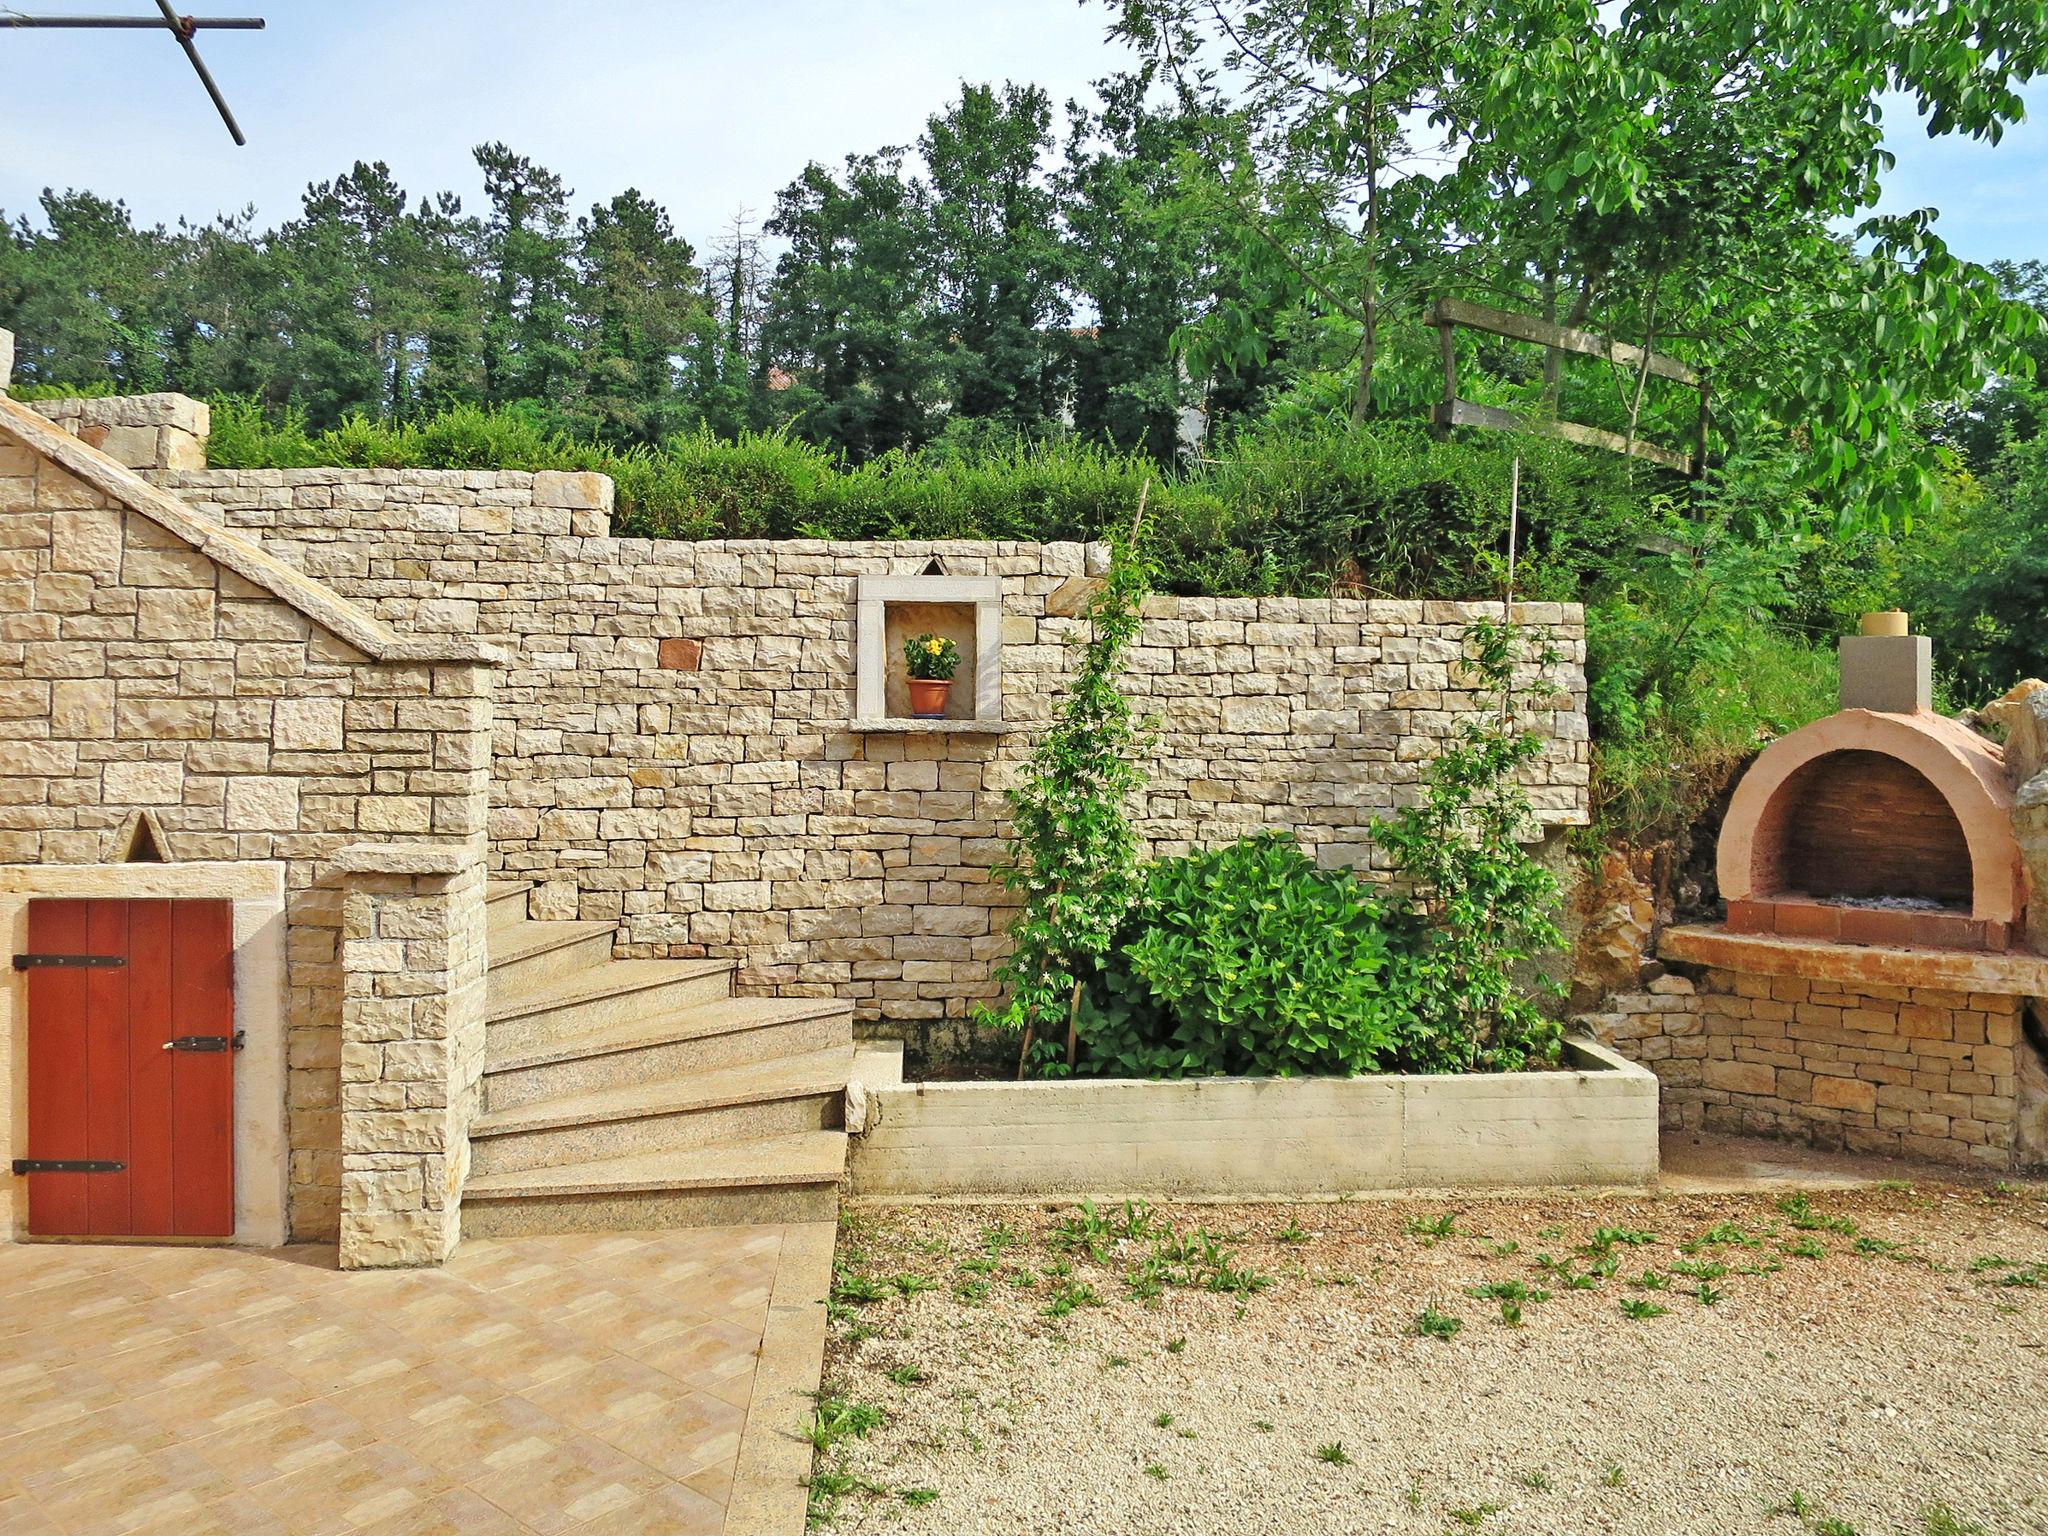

[0,1224,833,1536]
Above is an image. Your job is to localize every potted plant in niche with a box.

[904,633,960,717]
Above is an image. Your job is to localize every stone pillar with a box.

[26,392,208,472]
[335,844,489,1269]
[0,329,13,391]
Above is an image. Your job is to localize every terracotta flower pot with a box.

[907,677,953,718]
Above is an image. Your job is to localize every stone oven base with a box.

[1586,967,2025,1168]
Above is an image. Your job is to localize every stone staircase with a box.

[460,880,854,1236]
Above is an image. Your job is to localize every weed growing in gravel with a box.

[952,1278,990,1305]
[1783,1235,1827,1260]
[1413,1306,1464,1340]
[1152,1411,1175,1428]
[1104,1354,1130,1369]
[833,1271,891,1305]
[1521,1472,1553,1492]
[1041,1280,1103,1318]
[1670,1257,1729,1282]
[884,1364,926,1386]
[1693,1282,1726,1306]
[1277,1218,1311,1244]
[1316,1442,1352,1466]
[901,1488,938,1508]
[1469,1278,1552,1304]
[806,1397,885,1453]
[1166,1336,1187,1353]
[1630,1269,1671,1290]
[805,1467,890,1525]
[1768,1491,1816,1518]
[1253,1419,1275,1432]
[1584,1225,1657,1254]
[1487,1239,1522,1258]
[1970,1255,2048,1287]
[1778,1194,1858,1235]
[1602,1464,1626,1487]
[1498,1301,1524,1326]
[1921,1502,1988,1535]
[1814,1519,1862,1536]
[1620,1297,1669,1319]
[1684,1221,1762,1252]
[1448,1504,1502,1527]
[981,1222,1023,1255]
[891,1273,937,1297]
[1405,1212,1459,1242]
[1144,1463,1169,1481]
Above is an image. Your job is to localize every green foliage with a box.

[1069,832,1394,1078]
[983,524,1154,1069]
[1371,619,1566,1071]
[902,633,959,682]
[1585,508,1840,841]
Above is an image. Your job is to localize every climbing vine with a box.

[985,505,1155,1074]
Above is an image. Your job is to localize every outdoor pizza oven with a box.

[1716,613,2024,953]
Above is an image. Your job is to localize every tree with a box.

[573,188,707,443]
[474,142,577,410]
[763,152,946,459]
[1105,0,2048,523]
[920,83,1072,434]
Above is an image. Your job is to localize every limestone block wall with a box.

[1,422,497,1239]
[158,465,1591,1062]
[29,394,209,474]
[1583,973,2023,1166]
[336,847,489,1268]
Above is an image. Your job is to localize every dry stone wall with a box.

[1582,973,2024,1166]
[1,418,496,1240]
[159,465,1591,1064]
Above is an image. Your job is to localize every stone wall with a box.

[159,466,1591,1062]
[1,404,497,1239]
[29,393,209,474]
[1584,972,2024,1166]
[337,847,489,1267]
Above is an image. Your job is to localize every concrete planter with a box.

[847,1036,1658,1200]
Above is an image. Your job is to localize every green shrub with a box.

[1073,832,1395,1077]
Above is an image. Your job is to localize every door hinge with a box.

[11,953,125,970]
[12,1159,125,1175]
[164,1032,244,1053]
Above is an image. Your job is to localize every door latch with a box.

[163,1032,244,1053]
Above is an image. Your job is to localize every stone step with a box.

[467,1048,852,1176]
[485,957,738,1055]
[484,881,530,924]
[460,1132,847,1237]
[483,995,853,1112]
[486,919,628,997]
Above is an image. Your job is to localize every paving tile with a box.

[563,1480,727,1536]
[0,1227,821,1536]
[589,1389,745,1483]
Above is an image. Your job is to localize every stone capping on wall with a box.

[1659,923,2048,996]
[27,392,210,473]
[0,396,506,668]
[847,1037,1658,1198]
[1716,708,2020,926]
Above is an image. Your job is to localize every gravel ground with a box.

[808,1179,2048,1536]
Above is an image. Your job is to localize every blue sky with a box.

[0,0,2041,265]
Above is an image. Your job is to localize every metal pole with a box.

[152,0,248,145]
[1502,456,1519,729]
[0,15,264,26]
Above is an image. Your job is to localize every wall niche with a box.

[853,573,1007,732]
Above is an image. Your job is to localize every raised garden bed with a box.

[846,1036,1657,1199]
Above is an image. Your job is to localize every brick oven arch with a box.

[1718,708,2020,927]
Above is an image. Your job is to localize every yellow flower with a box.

[926,638,943,654]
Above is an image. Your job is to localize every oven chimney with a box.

[1839,610,1931,713]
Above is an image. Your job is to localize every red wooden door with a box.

[21,898,235,1238]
